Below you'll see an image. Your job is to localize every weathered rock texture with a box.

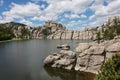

[44,39,120,74]
[0,16,120,40]
[47,16,120,40]
[44,50,76,70]
[75,43,105,74]
[75,39,120,74]
[47,29,95,40]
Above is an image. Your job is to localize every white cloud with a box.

[91,0,120,17]
[88,16,109,27]
[31,14,58,21]
[80,14,87,18]
[60,18,65,22]
[88,0,120,28]
[41,4,46,9]
[0,0,3,6]
[89,15,95,20]
[0,15,14,23]
[106,0,115,4]
[2,2,41,19]
[1,2,44,24]
[44,0,93,14]
[1,0,120,29]
[35,0,93,21]
[64,14,87,19]
[64,14,80,19]
[31,0,41,3]
[19,19,33,26]
[0,0,94,26]
[66,20,86,30]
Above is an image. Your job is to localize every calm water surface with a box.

[0,40,95,80]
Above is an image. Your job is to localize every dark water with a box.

[0,40,95,80]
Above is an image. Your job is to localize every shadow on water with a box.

[44,66,95,80]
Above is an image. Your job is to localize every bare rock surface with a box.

[44,39,120,74]
[44,50,76,70]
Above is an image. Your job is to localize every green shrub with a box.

[42,29,52,39]
[94,53,120,80]
[116,24,120,35]
[102,27,115,40]
[96,24,120,41]
[96,31,101,43]
[0,33,13,41]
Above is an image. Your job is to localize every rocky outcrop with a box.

[48,29,96,40]
[44,39,120,74]
[0,16,120,40]
[72,31,79,40]
[107,16,120,27]
[53,30,64,39]
[75,42,105,74]
[44,50,76,70]
[57,44,70,50]
[45,21,97,40]
[65,30,74,39]
[45,21,64,33]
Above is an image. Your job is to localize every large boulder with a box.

[98,39,120,61]
[87,45,105,55]
[106,42,120,52]
[44,50,76,70]
[86,55,104,74]
[75,55,90,71]
[44,39,120,74]
[104,41,120,60]
[57,44,70,50]
[75,44,105,74]
[59,50,76,59]
[44,53,61,65]
[75,43,90,53]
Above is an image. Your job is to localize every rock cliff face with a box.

[0,22,32,39]
[75,42,105,74]
[47,29,96,40]
[46,16,120,40]
[75,39,120,74]
[107,16,120,27]
[0,16,120,40]
[44,39,120,74]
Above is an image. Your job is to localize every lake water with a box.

[0,40,95,80]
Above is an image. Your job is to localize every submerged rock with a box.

[57,44,70,50]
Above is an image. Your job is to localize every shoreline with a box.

[0,38,30,43]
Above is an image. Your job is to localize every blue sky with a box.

[0,0,120,30]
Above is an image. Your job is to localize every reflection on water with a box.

[0,40,94,80]
[44,66,95,80]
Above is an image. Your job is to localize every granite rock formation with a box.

[44,39,120,74]
[44,50,76,70]
[0,16,120,40]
